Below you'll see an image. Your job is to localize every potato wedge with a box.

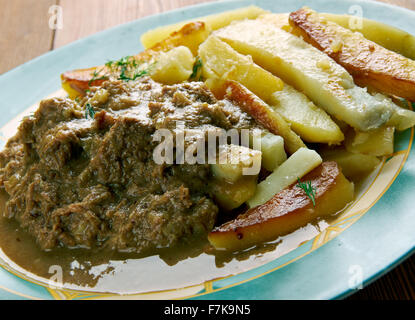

[214,19,393,131]
[223,80,306,155]
[269,84,344,144]
[211,144,262,183]
[387,103,415,131]
[289,8,415,101]
[320,148,381,181]
[247,147,322,208]
[258,13,291,31]
[61,22,210,97]
[150,46,195,84]
[198,36,284,102]
[259,12,415,61]
[140,6,267,49]
[208,161,354,251]
[251,132,287,171]
[320,13,415,60]
[345,126,395,157]
[211,176,258,211]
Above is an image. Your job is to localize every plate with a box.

[0,0,414,300]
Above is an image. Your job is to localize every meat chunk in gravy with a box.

[0,78,260,253]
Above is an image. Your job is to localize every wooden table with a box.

[0,0,414,300]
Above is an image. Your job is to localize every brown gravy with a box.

[0,186,336,294]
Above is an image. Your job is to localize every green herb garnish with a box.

[190,57,203,81]
[105,55,149,82]
[296,178,317,206]
[88,68,109,86]
[85,103,95,119]
[118,68,148,82]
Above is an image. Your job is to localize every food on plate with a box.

[269,84,344,144]
[386,102,415,131]
[319,13,415,60]
[61,21,210,97]
[0,78,264,252]
[259,11,415,61]
[345,126,395,157]
[289,7,415,101]
[208,161,354,251]
[140,5,268,49]
[211,144,262,183]
[223,80,305,154]
[247,147,322,208]
[319,148,381,181]
[198,35,284,102]
[211,176,258,211]
[214,18,396,131]
[1,4,415,267]
[251,131,287,172]
[150,46,196,84]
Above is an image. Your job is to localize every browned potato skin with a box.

[61,22,208,96]
[223,80,306,154]
[208,162,354,251]
[289,8,415,101]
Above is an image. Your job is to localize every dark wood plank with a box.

[0,0,56,74]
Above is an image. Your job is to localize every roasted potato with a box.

[223,80,306,155]
[150,46,195,84]
[140,6,267,49]
[209,161,354,251]
[214,18,393,131]
[320,13,415,60]
[289,7,415,101]
[211,144,262,183]
[320,148,381,181]
[345,126,395,157]
[211,176,258,211]
[269,84,344,144]
[61,22,210,97]
[251,131,287,171]
[198,36,284,102]
[247,147,322,208]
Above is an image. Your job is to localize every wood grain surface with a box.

[0,0,414,300]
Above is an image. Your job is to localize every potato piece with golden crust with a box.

[214,18,393,131]
[211,176,258,211]
[150,46,195,85]
[269,84,344,144]
[320,148,381,181]
[140,6,267,49]
[61,22,210,97]
[345,126,395,157]
[251,132,287,172]
[211,144,262,183]
[320,13,415,61]
[223,80,305,155]
[208,161,354,251]
[247,147,322,208]
[198,36,284,103]
[289,7,415,101]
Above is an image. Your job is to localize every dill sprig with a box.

[88,68,109,86]
[104,55,149,82]
[296,178,317,206]
[85,103,95,119]
[190,57,203,81]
